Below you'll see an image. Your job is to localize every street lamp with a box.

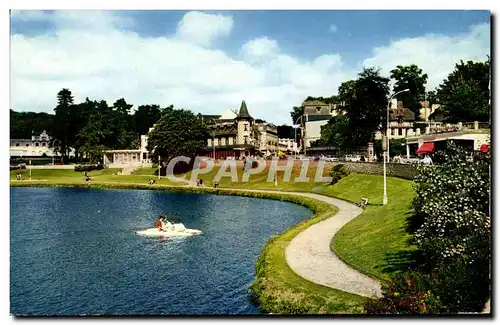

[293,115,305,159]
[383,88,409,205]
[211,119,220,160]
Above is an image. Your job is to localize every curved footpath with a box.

[223,187,382,299]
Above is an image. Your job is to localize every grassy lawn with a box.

[320,173,416,282]
[185,161,331,192]
[10,168,183,186]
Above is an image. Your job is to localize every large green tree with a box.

[290,106,304,125]
[10,110,55,139]
[132,104,163,135]
[146,108,210,164]
[436,59,490,122]
[52,88,75,159]
[390,64,428,120]
[313,115,349,149]
[339,68,390,147]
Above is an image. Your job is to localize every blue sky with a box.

[10,10,491,124]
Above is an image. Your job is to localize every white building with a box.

[9,130,72,157]
[278,138,299,153]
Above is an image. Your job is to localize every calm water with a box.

[10,187,312,316]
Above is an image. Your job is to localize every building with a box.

[103,125,153,167]
[256,123,279,156]
[302,99,341,148]
[203,100,279,159]
[375,99,420,140]
[10,130,67,158]
[278,138,299,153]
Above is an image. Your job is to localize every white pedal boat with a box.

[136,223,202,238]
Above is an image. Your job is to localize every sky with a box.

[10,10,491,125]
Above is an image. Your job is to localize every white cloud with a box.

[10,11,490,125]
[241,36,280,61]
[363,23,490,91]
[329,24,338,33]
[175,11,233,47]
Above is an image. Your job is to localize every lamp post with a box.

[383,88,410,205]
[211,119,220,160]
[293,115,305,159]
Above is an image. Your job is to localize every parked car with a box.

[345,155,367,162]
[324,156,339,162]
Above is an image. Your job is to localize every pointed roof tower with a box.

[236,100,253,120]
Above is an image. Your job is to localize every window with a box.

[316,107,321,112]
[244,124,248,131]
[15,143,19,147]
[244,136,248,144]
[26,144,30,147]
[35,143,39,147]
[42,143,46,147]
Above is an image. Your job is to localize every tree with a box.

[146,108,210,164]
[339,68,390,147]
[290,106,304,125]
[314,115,349,149]
[277,125,295,139]
[436,59,490,122]
[390,64,429,119]
[10,110,55,139]
[53,88,75,160]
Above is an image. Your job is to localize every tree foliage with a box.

[390,64,429,119]
[290,106,304,125]
[10,110,54,139]
[340,68,390,147]
[435,59,490,122]
[146,108,210,163]
[313,115,349,149]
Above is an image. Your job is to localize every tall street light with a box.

[293,115,304,159]
[383,88,410,205]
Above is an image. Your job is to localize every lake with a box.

[10,187,312,315]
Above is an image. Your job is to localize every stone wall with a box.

[325,162,418,180]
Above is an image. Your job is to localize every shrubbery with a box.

[365,142,491,314]
[10,165,26,171]
[329,164,350,185]
[365,271,442,314]
[74,164,104,172]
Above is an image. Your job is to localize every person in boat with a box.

[155,216,165,232]
[161,216,174,231]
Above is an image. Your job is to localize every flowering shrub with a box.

[411,142,490,265]
[365,271,442,314]
[409,141,491,312]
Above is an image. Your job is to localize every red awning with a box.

[480,144,490,153]
[416,142,435,155]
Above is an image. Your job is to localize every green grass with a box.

[320,173,416,282]
[185,161,331,192]
[10,168,183,186]
[131,167,157,176]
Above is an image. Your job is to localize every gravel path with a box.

[221,188,383,298]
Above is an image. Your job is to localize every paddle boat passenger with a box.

[155,216,165,232]
[162,216,174,231]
